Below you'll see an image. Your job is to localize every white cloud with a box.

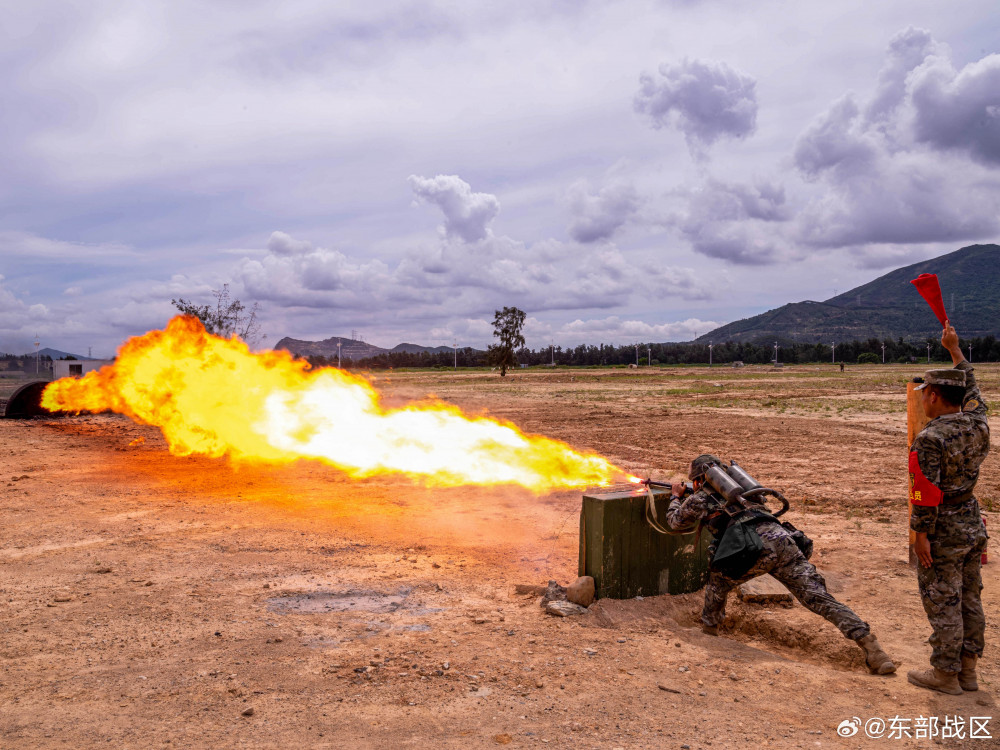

[238,223,716,320]
[0,276,54,353]
[0,230,134,259]
[559,316,722,344]
[675,178,792,265]
[634,58,758,159]
[863,26,943,128]
[566,179,640,243]
[910,51,1000,165]
[267,231,314,256]
[408,174,500,242]
[791,29,1000,250]
[794,95,880,179]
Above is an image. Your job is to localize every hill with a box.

[273,336,388,361]
[17,347,94,360]
[274,337,466,361]
[697,244,1000,344]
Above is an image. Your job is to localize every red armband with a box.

[909,450,942,507]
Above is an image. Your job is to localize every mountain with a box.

[697,244,1000,344]
[273,336,388,360]
[18,347,95,360]
[274,337,465,360]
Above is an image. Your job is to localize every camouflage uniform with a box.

[665,490,870,639]
[910,361,990,673]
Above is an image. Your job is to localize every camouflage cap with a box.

[913,368,966,390]
[689,453,722,481]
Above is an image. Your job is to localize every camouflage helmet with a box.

[689,454,723,481]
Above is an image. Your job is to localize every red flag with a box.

[910,273,948,327]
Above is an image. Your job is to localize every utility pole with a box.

[881,343,886,364]
[647,345,651,367]
[773,341,778,363]
[551,341,554,366]
[831,341,836,364]
[709,341,713,367]
[34,334,40,374]
[337,340,341,369]
[968,344,973,363]
[454,339,457,370]
[927,342,931,363]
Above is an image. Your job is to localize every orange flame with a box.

[42,316,625,493]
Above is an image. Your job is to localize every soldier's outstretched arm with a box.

[942,322,963,366]
[943,322,988,420]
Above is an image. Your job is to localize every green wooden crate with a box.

[579,486,710,598]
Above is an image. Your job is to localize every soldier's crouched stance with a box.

[665,455,896,675]
[907,323,989,695]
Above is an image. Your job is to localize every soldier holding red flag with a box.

[907,321,990,695]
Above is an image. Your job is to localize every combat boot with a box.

[959,653,978,691]
[907,667,963,695]
[701,624,719,636]
[856,634,896,675]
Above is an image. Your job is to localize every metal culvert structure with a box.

[1,380,66,419]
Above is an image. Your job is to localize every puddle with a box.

[267,587,413,614]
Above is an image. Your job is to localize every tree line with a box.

[309,335,1000,370]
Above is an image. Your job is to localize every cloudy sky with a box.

[2,1,999,357]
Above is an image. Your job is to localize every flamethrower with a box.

[639,457,790,535]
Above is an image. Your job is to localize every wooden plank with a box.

[599,496,621,598]
[625,491,645,596]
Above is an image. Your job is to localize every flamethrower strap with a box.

[645,485,698,536]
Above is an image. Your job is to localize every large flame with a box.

[42,316,624,492]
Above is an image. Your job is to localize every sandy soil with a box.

[1,364,998,749]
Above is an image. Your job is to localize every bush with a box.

[857,352,880,364]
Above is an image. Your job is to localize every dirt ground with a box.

[1,363,998,749]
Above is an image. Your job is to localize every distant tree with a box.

[488,306,526,377]
[172,284,264,344]
[857,352,880,364]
